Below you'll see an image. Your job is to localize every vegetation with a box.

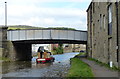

[7,25,43,30]
[32,53,38,57]
[76,52,86,57]
[7,25,76,30]
[88,58,120,71]
[0,48,11,61]
[52,44,63,55]
[0,57,11,62]
[47,27,76,30]
[67,58,94,77]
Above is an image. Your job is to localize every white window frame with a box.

[108,5,112,23]
[108,4,112,35]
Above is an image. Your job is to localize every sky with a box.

[0,0,92,30]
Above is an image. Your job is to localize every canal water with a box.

[2,52,79,77]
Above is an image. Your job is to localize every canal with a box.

[2,52,79,77]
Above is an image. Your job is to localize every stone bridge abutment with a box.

[7,41,32,61]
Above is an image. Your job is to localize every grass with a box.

[8,27,27,30]
[88,58,120,71]
[76,52,86,56]
[7,25,76,30]
[66,58,94,77]
[0,57,11,62]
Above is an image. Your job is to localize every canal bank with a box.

[67,57,94,77]
[67,52,119,78]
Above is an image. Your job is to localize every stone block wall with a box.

[0,27,8,58]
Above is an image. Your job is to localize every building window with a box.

[90,7,92,23]
[108,4,112,35]
[100,14,102,29]
[93,24,95,36]
[104,43,106,57]
[93,3,95,13]
[117,46,119,62]
[103,15,106,30]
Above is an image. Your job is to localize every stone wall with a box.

[63,44,86,53]
[0,48,3,57]
[0,27,8,58]
[0,27,2,57]
[63,44,73,53]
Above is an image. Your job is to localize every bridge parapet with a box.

[7,29,87,42]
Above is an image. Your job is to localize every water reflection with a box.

[2,61,32,74]
[35,63,53,69]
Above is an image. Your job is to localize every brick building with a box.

[87,1,120,67]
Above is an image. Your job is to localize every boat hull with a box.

[36,57,55,64]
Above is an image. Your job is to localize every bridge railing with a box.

[7,29,87,41]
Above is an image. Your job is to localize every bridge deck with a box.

[7,29,87,43]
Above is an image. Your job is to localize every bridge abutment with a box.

[1,27,32,61]
[0,27,8,58]
[7,41,32,61]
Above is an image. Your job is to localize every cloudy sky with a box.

[0,0,92,30]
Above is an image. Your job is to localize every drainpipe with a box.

[116,1,120,70]
[118,1,120,70]
[115,2,119,62]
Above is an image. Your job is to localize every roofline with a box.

[86,2,92,12]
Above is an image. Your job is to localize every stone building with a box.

[63,44,86,53]
[87,1,120,67]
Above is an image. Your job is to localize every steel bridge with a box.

[5,29,87,61]
[7,29,87,44]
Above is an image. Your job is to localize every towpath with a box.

[80,58,119,77]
